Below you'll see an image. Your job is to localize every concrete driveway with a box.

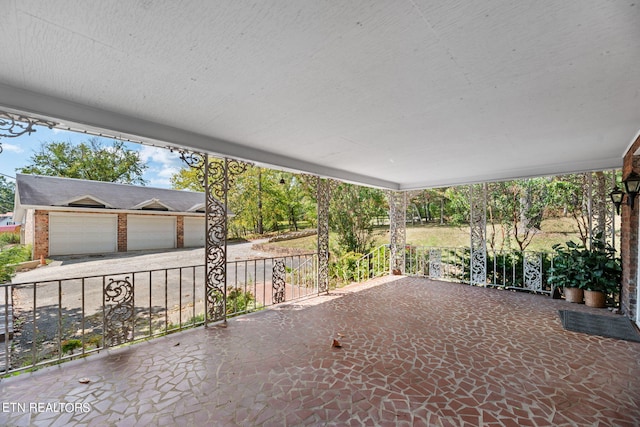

[12,239,273,283]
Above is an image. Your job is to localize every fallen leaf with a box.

[78,378,91,384]
[332,339,342,348]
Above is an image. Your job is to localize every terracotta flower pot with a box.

[584,290,606,308]
[563,287,584,303]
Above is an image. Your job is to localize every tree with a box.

[0,176,15,213]
[330,183,386,254]
[510,178,549,251]
[19,138,147,184]
[443,179,551,251]
[171,163,317,237]
[408,188,449,224]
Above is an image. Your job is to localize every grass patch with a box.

[266,219,587,254]
[0,244,32,282]
[0,233,20,246]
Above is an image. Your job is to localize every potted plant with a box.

[580,238,622,308]
[549,241,584,303]
[549,236,622,307]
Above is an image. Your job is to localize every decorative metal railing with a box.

[0,253,317,376]
[355,245,391,282]
[357,245,555,294]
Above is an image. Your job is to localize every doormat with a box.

[558,310,640,343]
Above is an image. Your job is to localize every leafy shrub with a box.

[61,339,83,354]
[549,236,621,293]
[0,245,32,283]
[227,288,255,314]
[330,251,368,284]
[0,233,20,245]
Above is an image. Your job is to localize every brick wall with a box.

[177,216,184,248]
[621,134,640,320]
[33,210,49,260]
[117,213,127,252]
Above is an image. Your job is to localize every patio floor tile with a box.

[1,276,639,426]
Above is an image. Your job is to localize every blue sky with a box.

[0,125,184,188]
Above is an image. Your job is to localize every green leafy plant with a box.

[61,339,83,355]
[227,288,255,315]
[0,232,20,245]
[549,235,621,293]
[330,251,369,285]
[0,245,32,283]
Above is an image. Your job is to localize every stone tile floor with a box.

[1,276,639,426]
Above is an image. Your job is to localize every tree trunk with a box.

[257,169,264,234]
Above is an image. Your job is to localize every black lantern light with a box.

[623,171,640,209]
[609,186,624,215]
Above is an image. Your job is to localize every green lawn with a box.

[266,216,604,254]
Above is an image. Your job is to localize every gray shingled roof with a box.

[15,174,209,213]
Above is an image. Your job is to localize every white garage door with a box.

[127,215,176,251]
[49,213,118,256]
[183,217,205,247]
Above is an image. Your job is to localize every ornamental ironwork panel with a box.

[104,277,134,346]
[523,251,543,291]
[317,178,331,294]
[206,157,229,322]
[272,259,286,304]
[470,184,487,286]
[0,111,57,154]
[179,151,250,323]
[584,170,617,249]
[388,191,407,274]
[429,248,442,279]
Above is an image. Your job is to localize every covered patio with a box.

[1,2,640,425]
[1,276,638,426]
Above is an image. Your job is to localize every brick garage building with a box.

[13,174,222,258]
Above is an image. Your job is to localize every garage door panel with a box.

[127,215,176,251]
[183,217,205,247]
[49,213,117,256]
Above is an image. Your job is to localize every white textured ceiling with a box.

[1,0,639,189]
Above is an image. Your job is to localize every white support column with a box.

[317,177,330,294]
[388,191,407,275]
[470,183,487,286]
[587,170,617,248]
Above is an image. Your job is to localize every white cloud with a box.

[139,145,180,165]
[2,143,24,153]
[138,146,182,188]
[158,166,180,178]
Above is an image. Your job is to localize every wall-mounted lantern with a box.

[610,172,640,214]
[609,186,624,215]
[623,172,640,209]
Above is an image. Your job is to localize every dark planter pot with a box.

[584,290,606,308]
[564,287,584,303]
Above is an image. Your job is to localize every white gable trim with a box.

[130,198,175,211]
[187,202,206,212]
[59,194,113,208]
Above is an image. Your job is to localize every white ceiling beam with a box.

[0,82,399,190]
